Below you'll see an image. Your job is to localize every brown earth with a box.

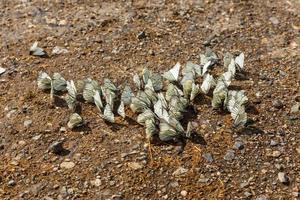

[0,0,299,199]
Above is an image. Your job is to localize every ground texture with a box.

[0,0,299,199]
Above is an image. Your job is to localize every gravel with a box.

[8,179,16,187]
[180,190,188,197]
[0,67,6,75]
[278,172,289,184]
[224,150,235,161]
[172,167,188,176]
[60,161,75,169]
[202,153,214,162]
[272,100,284,109]
[233,141,244,150]
[23,119,33,127]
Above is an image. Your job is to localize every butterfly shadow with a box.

[235,72,249,81]
[236,125,264,135]
[53,95,68,108]
[72,122,92,133]
[246,103,259,115]
[54,148,71,156]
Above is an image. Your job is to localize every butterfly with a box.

[201,73,216,94]
[30,42,47,57]
[67,113,83,129]
[163,62,181,82]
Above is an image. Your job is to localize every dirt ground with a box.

[0,0,299,199]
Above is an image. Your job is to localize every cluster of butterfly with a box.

[37,49,248,141]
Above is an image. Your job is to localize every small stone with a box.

[44,196,54,200]
[272,100,283,109]
[270,140,278,146]
[32,134,42,141]
[278,172,289,184]
[269,17,279,25]
[290,103,299,113]
[224,150,235,161]
[49,141,65,154]
[137,31,146,39]
[92,178,101,187]
[60,161,75,169]
[272,150,281,158]
[8,179,16,187]
[0,67,6,75]
[233,141,244,150]
[292,192,299,197]
[58,20,67,26]
[59,127,66,132]
[180,190,187,197]
[244,191,252,198]
[24,120,32,127]
[296,146,300,154]
[52,46,69,55]
[127,162,143,170]
[198,174,209,183]
[169,181,179,188]
[202,153,214,162]
[172,167,188,176]
[256,195,267,200]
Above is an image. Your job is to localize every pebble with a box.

[137,31,146,39]
[270,140,278,146]
[24,120,33,128]
[272,150,281,158]
[198,174,209,183]
[127,162,143,170]
[172,167,188,176]
[59,127,66,132]
[93,178,101,187]
[278,172,289,184]
[224,150,235,161]
[233,141,244,150]
[290,103,299,113]
[8,179,16,187]
[202,153,214,162]
[269,16,279,25]
[169,181,179,188]
[292,192,299,197]
[0,67,6,75]
[272,100,283,109]
[49,141,65,154]
[244,191,252,198]
[32,134,42,141]
[180,190,188,197]
[60,161,75,169]
[52,46,69,55]
[256,195,268,200]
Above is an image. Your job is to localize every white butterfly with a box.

[137,109,155,125]
[52,73,67,91]
[133,73,142,90]
[30,42,47,57]
[201,73,216,94]
[121,86,134,106]
[202,60,212,75]
[93,90,103,112]
[163,62,180,82]
[235,53,244,71]
[227,59,236,77]
[102,104,114,123]
[65,80,77,110]
[67,113,83,129]
[145,119,157,140]
[190,83,200,101]
[117,101,126,118]
[159,122,179,141]
[37,72,51,90]
[83,83,95,103]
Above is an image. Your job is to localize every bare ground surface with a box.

[0,0,299,199]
